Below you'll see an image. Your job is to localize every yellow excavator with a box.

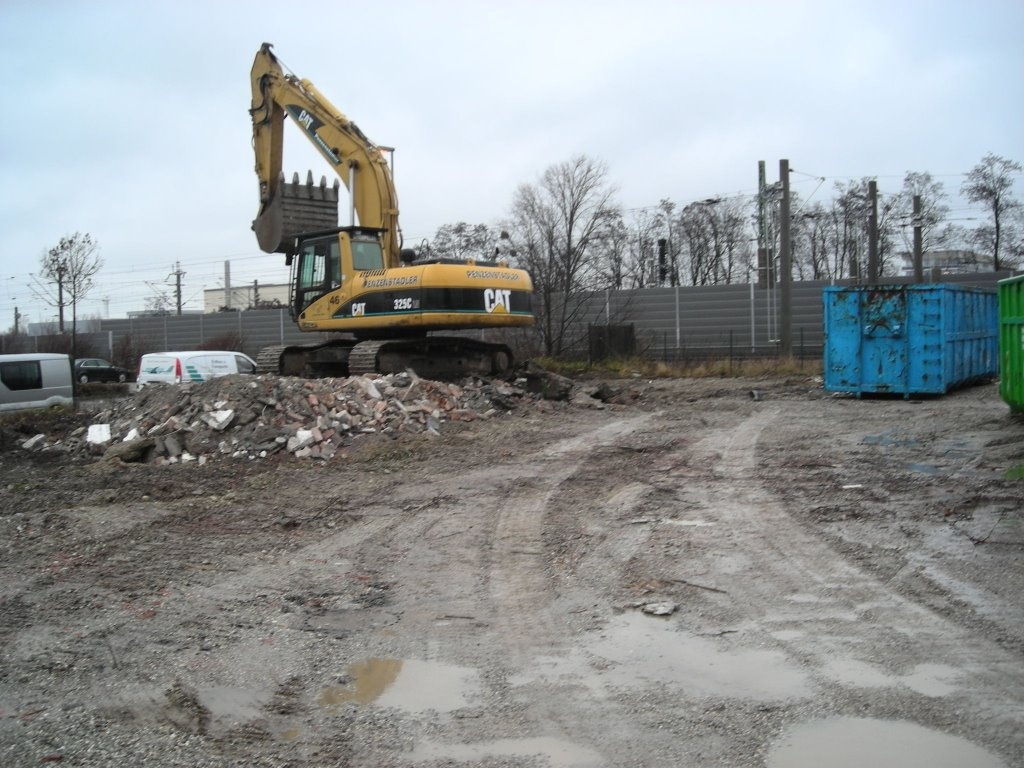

[249,42,534,378]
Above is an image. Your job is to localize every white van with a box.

[136,351,258,387]
[0,353,75,412]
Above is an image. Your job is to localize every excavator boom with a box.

[250,43,401,261]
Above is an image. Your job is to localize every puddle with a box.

[135,684,274,736]
[410,736,604,767]
[303,608,398,638]
[821,659,960,697]
[861,430,917,447]
[823,658,894,688]
[900,663,961,697]
[907,463,942,475]
[586,612,809,700]
[767,717,1007,768]
[319,658,479,713]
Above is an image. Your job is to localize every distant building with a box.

[126,309,203,319]
[203,283,289,313]
[899,249,992,275]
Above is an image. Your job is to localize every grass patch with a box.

[532,356,822,379]
[76,382,132,398]
[0,404,83,434]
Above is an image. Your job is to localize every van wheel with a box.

[78,374,89,384]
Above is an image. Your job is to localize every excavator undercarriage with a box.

[255,336,515,379]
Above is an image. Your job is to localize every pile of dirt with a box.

[11,366,610,465]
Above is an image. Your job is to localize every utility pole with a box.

[867,180,879,283]
[912,195,924,282]
[170,262,186,315]
[56,261,66,333]
[757,161,768,288]
[779,159,792,356]
[13,306,20,335]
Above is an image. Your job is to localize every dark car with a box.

[74,358,129,384]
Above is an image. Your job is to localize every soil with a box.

[1,374,1022,767]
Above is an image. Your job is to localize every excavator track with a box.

[255,339,357,378]
[257,336,514,380]
[255,345,287,374]
[357,336,514,379]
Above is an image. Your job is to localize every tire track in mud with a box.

[322,413,666,766]
[681,406,1024,748]
[485,415,659,654]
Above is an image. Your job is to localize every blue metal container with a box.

[823,284,998,396]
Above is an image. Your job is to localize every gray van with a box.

[0,353,75,412]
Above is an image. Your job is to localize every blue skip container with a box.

[824,284,998,397]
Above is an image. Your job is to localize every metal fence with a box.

[9,271,1017,368]
[545,271,1016,363]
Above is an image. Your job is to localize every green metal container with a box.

[998,274,1024,412]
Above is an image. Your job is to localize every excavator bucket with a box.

[252,171,340,254]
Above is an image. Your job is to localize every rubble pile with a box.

[19,371,552,465]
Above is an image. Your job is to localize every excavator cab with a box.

[289,227,385,319]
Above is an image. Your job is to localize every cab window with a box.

[352,238,384,271]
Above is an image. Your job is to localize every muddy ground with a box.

[1,374,1022,767]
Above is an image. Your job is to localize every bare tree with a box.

[1003,207,1024,268]
[35,233,103,361]
[508,155,619,356]
[679,201,715,285]
[790,200,830,280]
[894,171,953,257]
[427,222,501,262]
[962,153,1022,271]
[626,208,662,288]
[591,210,632,289]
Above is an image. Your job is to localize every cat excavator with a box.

[249,42,533,378]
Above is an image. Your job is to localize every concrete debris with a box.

[521,361,575,401]
[17,369,597,465]
[20,433,47,451]
[640,602,678,616]
[86,424,112,444]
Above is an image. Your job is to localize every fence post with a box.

[675,286,680,351]
[750,281,756,353]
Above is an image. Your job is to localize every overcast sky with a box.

[2,0,1022,326]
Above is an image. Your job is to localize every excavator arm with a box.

[249,42,402,264]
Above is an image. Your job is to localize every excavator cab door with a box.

[288,227,387,319]
[290,232,344,319]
